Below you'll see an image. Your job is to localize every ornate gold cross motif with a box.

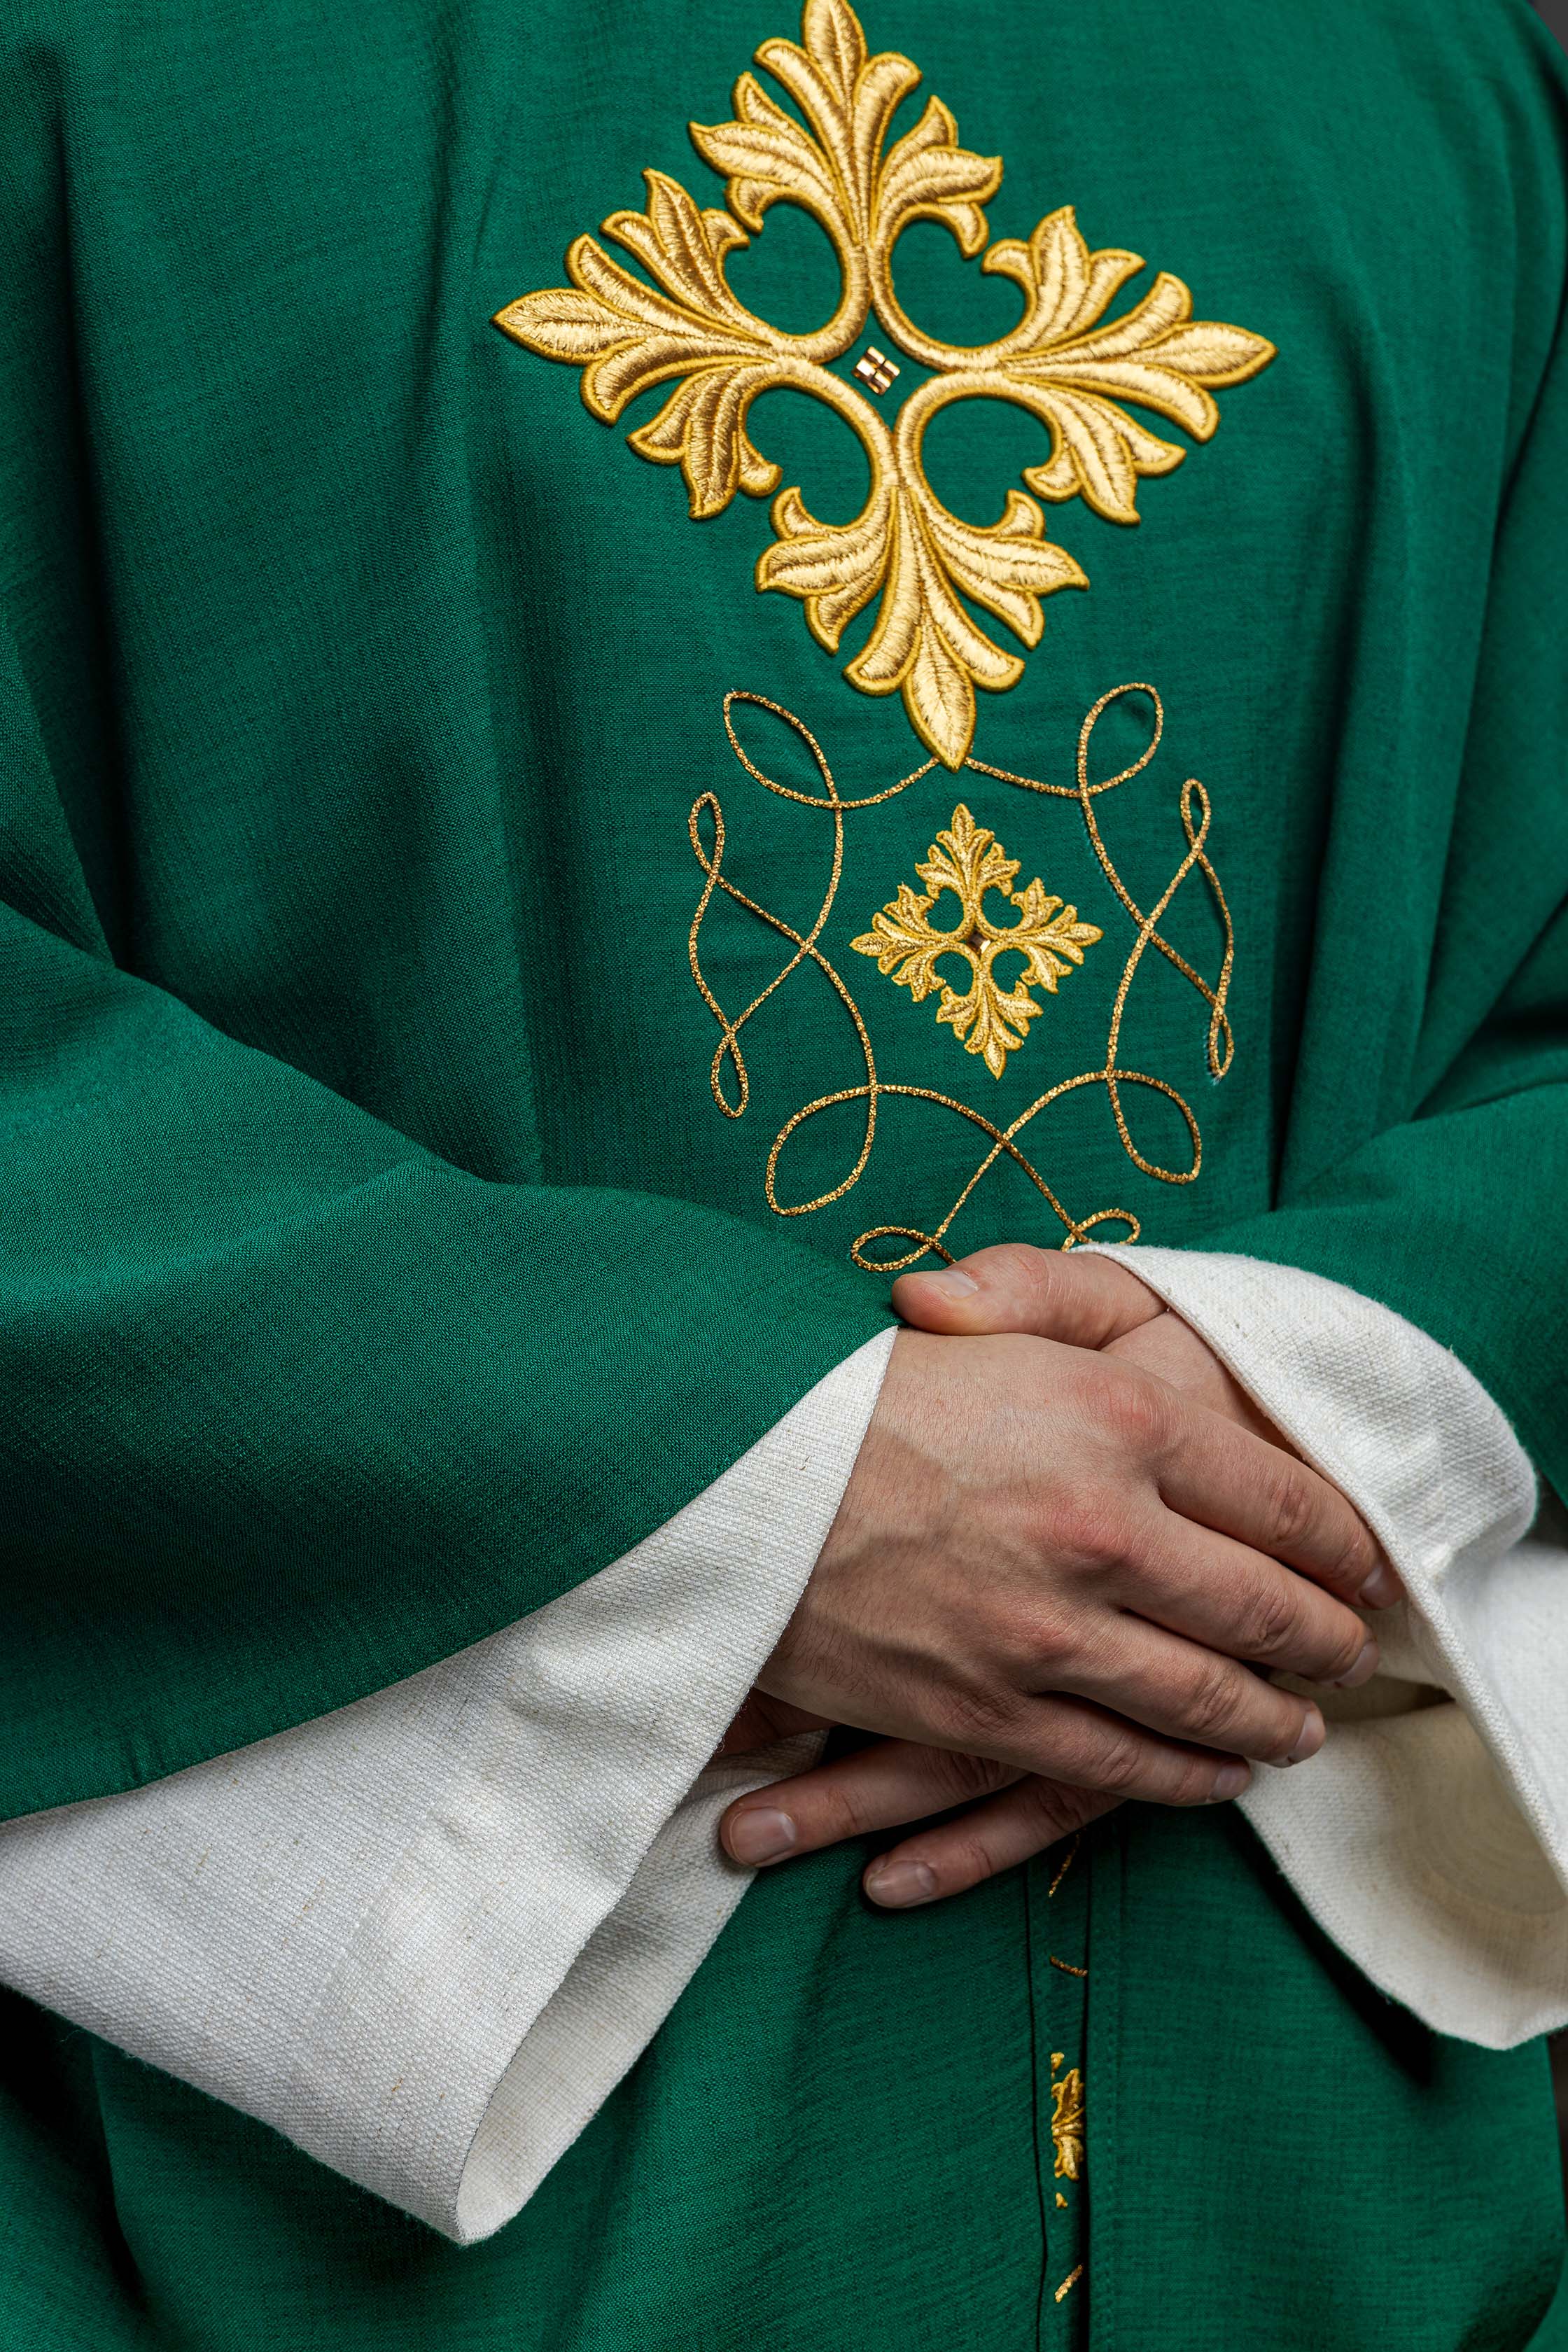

[1050,2060,1085,2181]
[494,0,1275,768]
[853,805,1100,1075]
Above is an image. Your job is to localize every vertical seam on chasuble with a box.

[493,0,1275,773]
[1048,1846,1088,2323]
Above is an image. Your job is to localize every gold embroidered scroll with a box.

[687,680,1234,1271]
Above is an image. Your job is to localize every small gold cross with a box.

[853,345,900,395]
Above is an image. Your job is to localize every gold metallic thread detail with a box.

[687,681,1233,1270]
[851,806,1101,1076]
[1054,2265,1085,2304]
[1047,1835,1080,1898]
[494,0,1275,768]
[1056,2191,1069,2209]
[1051,2068,1085,2179]
[1049,1956,1088,1979]
[854,345,900,394]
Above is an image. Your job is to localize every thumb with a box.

[891,1242,1167,1348]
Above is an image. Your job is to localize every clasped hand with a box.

[720,1246,1400,1908]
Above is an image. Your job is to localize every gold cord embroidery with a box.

[1056,2191,1069,2209]
[1051,2068,1085,2179]
[1049,1956,1088,1979]
[495,0,1275,767]
[687,682,1233,1268]
[850,806,1101,1075]
[1054,2265,1085,2304]
[1046,1835,1080,1898]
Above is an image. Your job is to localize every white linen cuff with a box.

[0,1327,895,2243]
[1084,1242,1568,2048]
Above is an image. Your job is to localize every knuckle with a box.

[1100,1368,1178,1455]
[1053,1492,1133,1575]
[1004,1604,1081,1678]
[1079,1724,1148,1795]
[988,1241,1054,1299]
[1233,1577,1304,1662]
[937,1824,1008,1889]
[936,1681,1023,1755]
[810,1781,875,1844]
[925,1747,1017,1807]
[1177,1656,1246,1746]
[1257,1461,1318,1557]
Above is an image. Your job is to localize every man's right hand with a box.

[755,1303,1392,1808]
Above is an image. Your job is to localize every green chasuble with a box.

[2,0,1567,2340]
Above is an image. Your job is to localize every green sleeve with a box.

[0,608,887,1819]
[1193,248,1568,1494]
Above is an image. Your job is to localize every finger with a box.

[892,1242,1164,1350]
[1038,1606,1329,1765]
[724,1701,1253,1866]
[715,1692,831,1759]
[864,1782,1124,1909]
[1121,1513,1379,1688]
[958,1690,1256,1807]
[722,1742,1026,1868]
[1159,1401,1403,1610]
[1104,1312,1285,1445]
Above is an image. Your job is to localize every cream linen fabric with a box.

[2,1252,1566,2248]
[1084,1245,1568,2047]
[0,1330,892,2244]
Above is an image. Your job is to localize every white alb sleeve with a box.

[1085,1243,1568,2050]
[0,1328,895,2246]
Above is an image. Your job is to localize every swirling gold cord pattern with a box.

[687,684,1235,1270]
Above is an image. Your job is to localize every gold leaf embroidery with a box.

[495,0,1275,766]
[1051,2066,1085,2180]
[852,805,1100,1076]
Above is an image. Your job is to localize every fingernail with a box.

[727,1807,797,1865]
[1357,1561,1401,1609]
[1268,1707,1326,1768]
[1331,1633,1380,1690]
[923,1268,978,1297]
[864,1858,937,1907]
[1208,1761,1250,1802]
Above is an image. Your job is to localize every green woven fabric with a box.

[1,0,1567,2338]
[2,1819,1563,2351]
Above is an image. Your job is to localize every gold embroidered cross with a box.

[493,0,1275,769]
[1050,2060,1085,2180]
[491,0,1278,762]
[852,805,1100,1076]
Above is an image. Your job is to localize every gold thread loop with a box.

[687,684,1233,1267]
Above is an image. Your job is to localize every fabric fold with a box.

[1086,1242,1568,2046]
[0,1331,892,2240]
